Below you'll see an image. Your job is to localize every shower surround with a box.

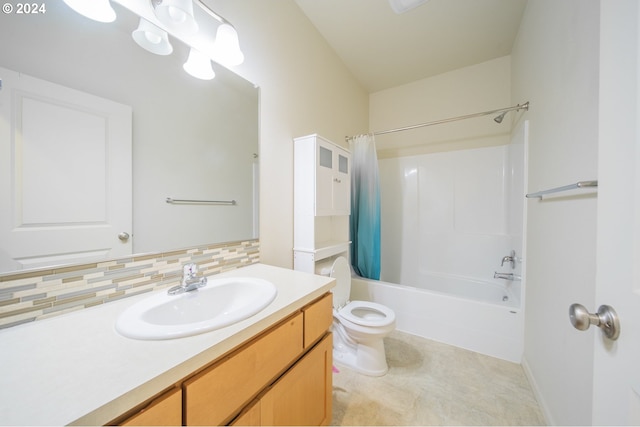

[379,144,523,295]
[354,124,527,362]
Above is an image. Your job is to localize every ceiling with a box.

[295,0,527,93]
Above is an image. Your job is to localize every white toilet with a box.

[324,256,396,376]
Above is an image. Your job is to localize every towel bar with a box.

[166,197,236,205]
[525,181,597,199]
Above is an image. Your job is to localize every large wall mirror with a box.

[0,1,259,274]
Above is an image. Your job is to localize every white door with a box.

[0,67,132,271]
[589,2,640,424]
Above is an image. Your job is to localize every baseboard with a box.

[521,355,553,425]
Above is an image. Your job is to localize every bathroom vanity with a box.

[0,264,334,426]
[119,293,333,426]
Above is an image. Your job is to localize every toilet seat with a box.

[337,300,395,327]
[326,256,396,328]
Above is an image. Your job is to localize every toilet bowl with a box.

[323,257,396,376]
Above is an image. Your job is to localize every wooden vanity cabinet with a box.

[115,293,333,427]
[259,333,333,426]
[303,292,333,348]
[183,312,305,425]
[119,387,182,426]
[229,334,333,427]
[229,399,261,426]
[231,293,333,426]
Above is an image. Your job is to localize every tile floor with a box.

[331,330,546,426]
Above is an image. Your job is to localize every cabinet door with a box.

[316,140,351,216]
[120,387,182,426]
[332,148,350,215]
[260,333,333,426]
[230,399,261,426]
[316,142,335,216]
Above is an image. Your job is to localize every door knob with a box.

[569,303,620,340]
[118,232,130,242]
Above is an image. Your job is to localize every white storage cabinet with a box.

[293,134,351,273]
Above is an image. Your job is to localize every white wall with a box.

[217,0,369,268]
[511,1,600,425]
[370,56,512,158]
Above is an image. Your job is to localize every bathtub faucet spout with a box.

[494,272,514,280]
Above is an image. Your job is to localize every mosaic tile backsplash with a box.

[0,239,260,329]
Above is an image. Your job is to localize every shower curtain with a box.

[349,134,381,280]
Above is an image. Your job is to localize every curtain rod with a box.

[345,102,529,142]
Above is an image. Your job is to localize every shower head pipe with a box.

[347,102,529,141]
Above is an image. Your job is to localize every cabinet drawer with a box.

[183,313,304,426]
[120,387,181,426]
[303,293,333,348]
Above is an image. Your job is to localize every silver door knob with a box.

[118,232,130,242]
[569,303,620,340]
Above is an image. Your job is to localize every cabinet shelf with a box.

[293,240,351,262]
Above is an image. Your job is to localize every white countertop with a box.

[0,263,334,426]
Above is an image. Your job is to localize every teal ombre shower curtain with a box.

[349,134,381,280]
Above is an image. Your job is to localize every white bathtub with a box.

[350,274,524,363]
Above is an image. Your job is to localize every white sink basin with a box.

[115,277,277,340]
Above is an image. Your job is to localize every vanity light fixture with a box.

[63,0,245,81]
[152,0,198,35]
[132,18,173,55]
[183,48,216,80]
[62,0,117,23]
[212,23,244,67]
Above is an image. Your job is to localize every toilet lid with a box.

[329,256,351,308]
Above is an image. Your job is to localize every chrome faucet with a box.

[167,263,208,295]
[494,272,514,280]
[501,250,516,269]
